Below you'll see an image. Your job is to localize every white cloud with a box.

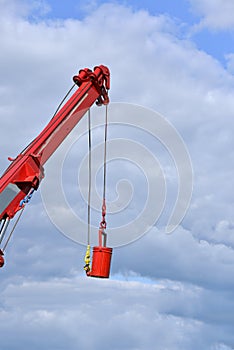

[189,0,234,31]
[116,227,234,290]
[0,0,50,19]
[0,275,233,350]
[225,53,234,73]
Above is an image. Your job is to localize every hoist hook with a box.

[100,200,107,229]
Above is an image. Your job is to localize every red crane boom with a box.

[0,65,110,247]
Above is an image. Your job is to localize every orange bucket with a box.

[89,246,112,278]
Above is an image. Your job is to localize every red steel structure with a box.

[0,65,112,276]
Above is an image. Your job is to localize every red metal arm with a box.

[0,65,110,220]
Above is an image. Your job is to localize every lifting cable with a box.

[99,105,108,246]
[87,109,92,247]
[84,105,109,273]
[84,109,92,273]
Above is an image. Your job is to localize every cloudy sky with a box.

[1,0,234,349]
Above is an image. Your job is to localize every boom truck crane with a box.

[0,65,112,278]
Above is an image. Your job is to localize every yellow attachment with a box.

[84,244,91,273]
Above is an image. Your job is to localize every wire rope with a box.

[2,207,25,252]
[87,109,92,246]
[20,83,76,155]
[102,105,108,202]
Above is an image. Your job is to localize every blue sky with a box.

[1,0,234,349]
[34,0,234,65]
